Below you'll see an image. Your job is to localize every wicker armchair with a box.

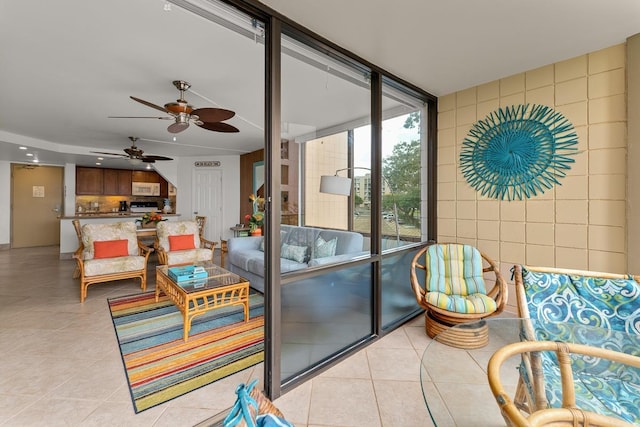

[155,220,216,265]
[488,340,640,427]
[410,243,507,348]
[512,265,640,416]
[74,221,151,302]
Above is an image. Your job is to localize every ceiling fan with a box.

[91,137,173,164]
[109,80,239,134]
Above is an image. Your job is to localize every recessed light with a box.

[33,159,39,163]
[19,146,27,150]
[96,162,102,166]
[97,157,104,160]
[26,153,33,157]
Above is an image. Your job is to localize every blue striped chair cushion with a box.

[424,244,495,314]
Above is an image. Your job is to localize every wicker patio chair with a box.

[512,265,640,415]
[410,243,507,348]
[155,220,216,265]
[488,340,640,427]
[74,221,152,302]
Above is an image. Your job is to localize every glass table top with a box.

[157,261,248,293]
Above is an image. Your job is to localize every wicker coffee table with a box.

[155,262,250,342]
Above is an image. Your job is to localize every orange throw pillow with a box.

[169,234,196,251]
[94,239,129,259]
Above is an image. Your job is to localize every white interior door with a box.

[192,168,223,243]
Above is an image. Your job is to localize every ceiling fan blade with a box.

[142,155,173,162]
[90,151,127,157]
[141,158,156,163]
[108,116,172,120]
[167,122,189,133]
[191,107,235,123]
[198,121,240,133]
[130,96,171,114]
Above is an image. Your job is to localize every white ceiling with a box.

[1,0,639,168]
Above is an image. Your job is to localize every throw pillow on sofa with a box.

[312,235,338,259]
[281,242,308,263]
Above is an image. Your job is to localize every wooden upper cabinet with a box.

[103,169,132,195]
[76,167,104,195]
[132,170,168,197]
[76,167,165,196]
[160,178,168,198]
[132,170,157,183]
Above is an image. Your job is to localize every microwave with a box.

[131,182,160,196]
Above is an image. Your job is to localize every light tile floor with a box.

[0,246,504,426]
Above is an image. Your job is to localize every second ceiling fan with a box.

[111,80,239,134]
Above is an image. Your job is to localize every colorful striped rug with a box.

[108,291,264,413]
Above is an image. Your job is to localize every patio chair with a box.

[409,243,507,348]
[155,220,216,265]
[488,340,640,427]
[512,265,640,414]
[74,221,152,302]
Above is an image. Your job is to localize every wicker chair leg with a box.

[513,377,531,414]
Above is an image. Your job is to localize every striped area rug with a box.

[108,291,264,413]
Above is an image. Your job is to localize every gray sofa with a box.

[227,225,365,292]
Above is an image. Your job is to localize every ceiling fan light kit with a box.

[111,80,239,134]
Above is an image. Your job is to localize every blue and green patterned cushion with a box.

[424,244,495,314]
[520,267,640,334]
[535,352,640,424]
[281,243,308,264]
[311,235,337,260]
[519,267,640,422]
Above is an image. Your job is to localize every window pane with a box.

[280,32,372,382]
[282,263,372,380]
[381,83,426,249]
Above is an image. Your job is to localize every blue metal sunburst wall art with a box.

[459,104,579,201]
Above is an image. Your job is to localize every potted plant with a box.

[245,194,265,235]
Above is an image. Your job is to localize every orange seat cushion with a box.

[94,239,129,259]
[169,234,196,251]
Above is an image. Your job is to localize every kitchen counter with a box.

[59,213,182,257]
[58,212,181,219]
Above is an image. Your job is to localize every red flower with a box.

[244,214,251,222]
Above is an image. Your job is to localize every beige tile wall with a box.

[437,44,628,312]
[305,132,350,229]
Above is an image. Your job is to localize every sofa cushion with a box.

[311,235,338,259]
[247,256,309,278]
[93,239,129,259]
[282,226,318,248]
[281,243,308,263]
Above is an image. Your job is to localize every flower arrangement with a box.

[245,194,265,233]
[244,212,264,232]
[137,211,166,226]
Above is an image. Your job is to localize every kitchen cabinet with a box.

[132,170,168,197]
[77,167,167,196]
[76,167,104,195]
[132,171,157,183]
[103,169,132,195]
